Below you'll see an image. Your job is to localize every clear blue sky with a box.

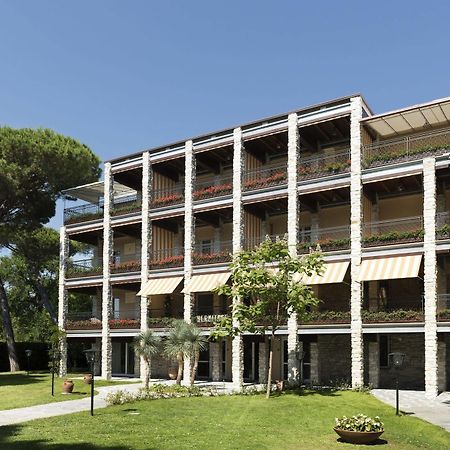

[1,1,449,228]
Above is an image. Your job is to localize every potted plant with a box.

[334,414,384,444]
[62,379,74,394]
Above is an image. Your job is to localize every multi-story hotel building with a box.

[58,94,450,397]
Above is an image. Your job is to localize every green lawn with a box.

[0,390,448,450]
[0,372,135,410]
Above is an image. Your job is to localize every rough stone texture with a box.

[101,162,113,380]
[318,335,351,385]
[258,340,267,383]
[350,96,363,388]
[139,151,151,381]
[210,342,221,381]
[437,340,446,392]
[151,354,174,379]
[287,113,300,386]
[183,140,195,383]
[310,342,319,384]
[57,226,69,377]
[231,127,244,391]
[368,341,380,388]
[423,157,438,398]
[310,213,319,241]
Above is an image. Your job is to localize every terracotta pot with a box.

[168,367,178,380]
[62,380,74,394]
[333,428,384,444]
[83,373,93,385]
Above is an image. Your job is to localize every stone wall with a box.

[318,334,351,384]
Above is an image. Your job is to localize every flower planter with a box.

[62,380,74,394]
[333,428,384,445]
[83,373,93,385]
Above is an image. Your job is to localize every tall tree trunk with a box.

[176,352,183,385]
[34,280,57,324]
[266,330,275,399]
[0,277,20,371]
[190,350,199,386]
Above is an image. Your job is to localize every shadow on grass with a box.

[0,372,48,387]
[274,388,342,398]
[336,438,388,446]
[0,424,156,450]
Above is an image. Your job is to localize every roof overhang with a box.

[361,96,450,139]
[63,181,137,203]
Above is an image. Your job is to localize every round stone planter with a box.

[333,428,384,444]
[62,379,74,394]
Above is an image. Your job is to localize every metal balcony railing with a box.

[65,312,102,329]
[193,306,230,326]
[243,234,287,250]
[149,247,184,269]
[363,216,424,247]
[193,240,233,265]
[297,225,350,253]
[436,212,450,239]
[112,195,141,216]
[243,164,287,191]
[298,150,351,180]
[64,203,103,225]
[437,294,450,322]
[66,258,103,278]
[363,126,450,168]
[193,174,233,201]
[110,252,141,274]
[109,308,141,320]
[151,185,184,208]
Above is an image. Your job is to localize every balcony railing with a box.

[193,240,233,265]
[363,216,424,247]
[151,185,184,208]
[112,195,142,217]
[193,175,233,201]
[437,294,450,322]
[297,225,350,254]
[147,308,184,327]
[298,150,351,181]
[109,308,141,328]
[65,311,102,330]
[436,212,450,239]
[149,247,184,269]
[243,164,287,191]
[110,252,141,274]
[64,203,103,225]
[66,258,102,278]
[362,296,424,323]
[193,306,230,326]
[363,126,450,168]
[244,234,287,250]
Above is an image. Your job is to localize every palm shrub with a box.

[134,330,161,389]
[182,323,208,386]
[164,320,188,385]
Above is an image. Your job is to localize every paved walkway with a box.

[372,389,450,432]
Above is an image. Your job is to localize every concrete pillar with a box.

[231,127,244,391]
[423,157,438,398]
[310,342,319,385]
[368,341,380,388]
[258,340,267,383]
[58,226,69,377]
[140,151,152,382]
[437,340,446,392]
[310,213,319,242]
[183,140,195,384]
[101,162,113,380]
[287,113,300,386]
[210,342,221,381]
[350,96,364,389]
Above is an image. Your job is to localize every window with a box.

[200,240,212,254]
[379,335,389,368]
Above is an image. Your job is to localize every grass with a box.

[0,371,136,410]
[0,389,448,449]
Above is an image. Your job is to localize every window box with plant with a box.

[65,318,102,330]
[151,193,184,208]
[109,318,140,329]
[363,229,424,247]
[243,171,287,191]
[149,254,184,269]
[193,251,231,265]
[111,200,142,217]
[110,260,141,273]
[66,265,103,278]
[193,183,233,200]
[298,159,351,181]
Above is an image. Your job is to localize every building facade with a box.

[58,94,450,397]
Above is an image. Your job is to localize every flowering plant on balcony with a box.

[110,260,141,273]
[297,238,350,253]
[65,211,103,225]
[149,254,184,268]
[244,171,287,190]
[300,310,351,324]
[438,309,450,321]
[66,265,103,278]
[436,224,450,239]
[152,193,183,207]
[65,318,102,329]
[193,183,233,200]
[111,201,141,217]
[298,159,351,178]
[193,251,231,265]
[362,309,424,323]
[109,318,140,328]
[363,229,424,246]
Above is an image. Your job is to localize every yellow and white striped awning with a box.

[300,261,350,285]
[137,276,183,297]
[182,272,231,294]
[358,255,422,281]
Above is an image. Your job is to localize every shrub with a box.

[193,183,232,200]
[335,414,384,432]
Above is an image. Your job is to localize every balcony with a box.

[438,294,450,322]
[297,225,350,254]
[298,150,350,181]
[110,252,141,274]
[362,296,424,323]
[147,307,184,327]
[299,309,350,325]
[193,175,233,201]
[436,212,450,239]
[243,164,287,192]
[363,127,450,169]
[151,185,184,209]
[66,257,102,278]
[109,308,140,329]
[193,306,229,327]
[65,311,102,330]
[111,195,141,217]
[244,234,286,250]
[193,240,233,265]
[149,247,184,270]
[64,203,103,225]
[363,216,424,247]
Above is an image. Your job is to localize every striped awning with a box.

[137,276,183,296]
[358,255,422,281]
[301,261,350,285]
[182,272,231,294]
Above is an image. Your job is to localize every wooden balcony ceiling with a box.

[196,145,233,175]
[153,216,183,233]
[113,222,141,238]
[244,131,287,163]
[299,187,349,212]
[196,207,233,227]
[153,157,185,182]
[363,175,422,200]
[113,282,140,292]
[69,228,103,246]
[114,167,143,191]
[244,197,288,218]
[68,285,98,295]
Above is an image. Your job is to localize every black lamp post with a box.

[25,349,32,376]
[50,348,59,397]
[389,352,406,416]
[298,350,306,385]
[84,348,99,416]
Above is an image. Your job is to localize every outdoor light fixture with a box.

[389,352,406,415]
[25,349,32,376]
[84,348,99,416]
[50,348,59,397]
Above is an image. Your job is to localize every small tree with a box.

[134,330,161,389]
[164,320,188,385]
[212,237,323,398]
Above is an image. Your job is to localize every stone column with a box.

[310,213,319,242]
[437,340,446,392]
[231,127,244,391]
[350,96,364,388]
[210,342,221,381]
[58,226,69,377]
[101,162,113,380]
[423,157,438,398]
[368,341,380,388]
[183,140,196,384]
[258,340,267,383]
[287,113,300,386]
[140,151,152,382]
[310,341,319,385]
